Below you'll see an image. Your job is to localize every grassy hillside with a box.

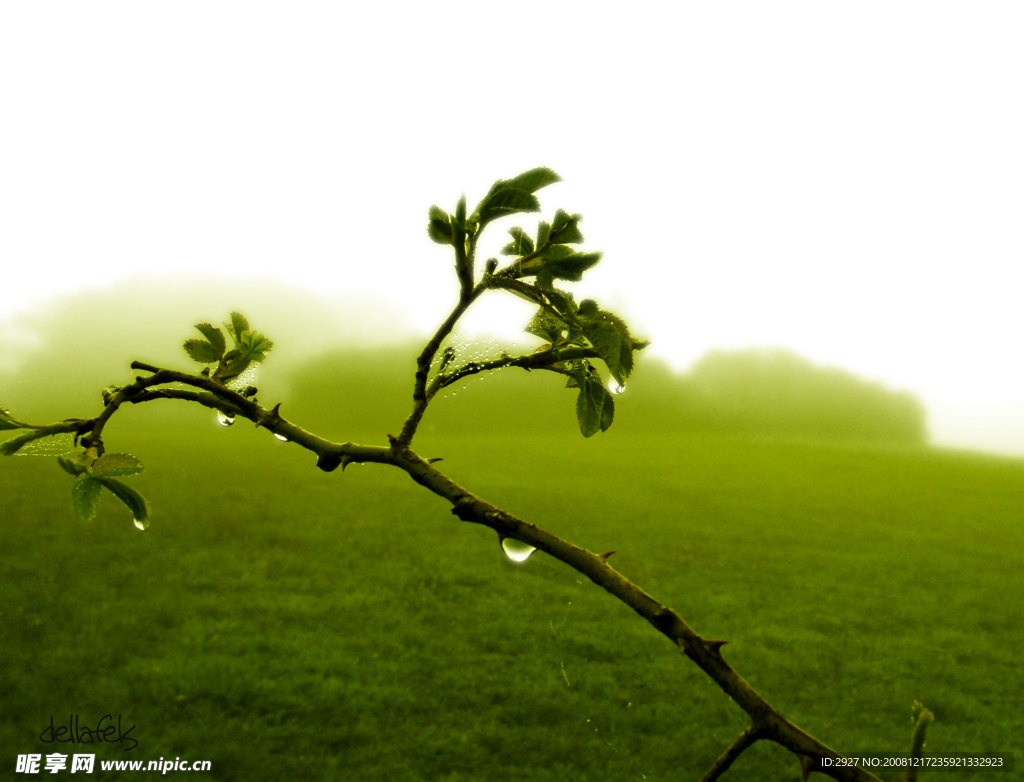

[285,343,926,447]
[2,415,1021,780]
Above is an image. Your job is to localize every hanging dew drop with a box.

[501,537,536,563]
[274,433,288,442]
[216,410,236,427]
[607,379,626,395]
[133,517,149,531]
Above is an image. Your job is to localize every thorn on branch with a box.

[598,550,617,559]
[703,639,730,658]
[256,402,283,430]
[798,753,816,781]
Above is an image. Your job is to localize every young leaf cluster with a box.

[528,298,637,437]
[57,451,150,528]
[423,167,645,439]
[427,168,563,295]
[2,311,274,526]
[499,207,600,283]
[183,311,273,384]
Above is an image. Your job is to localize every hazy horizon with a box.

[0,276,1020,458]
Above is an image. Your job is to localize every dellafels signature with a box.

[39,714,138,751]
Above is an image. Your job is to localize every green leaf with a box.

[581,307,634,384]
[501,167,561,194]
[535,220,552,250]
[454,195,467,227]
[89,452,144,477]
[544,248,601,281]
[218,349,250,382]
[518,245,601,281]
[501,226,535,256]
[473,168,559,230]
[183,338,222,364]
[1,429,51,456]
[57,452,90,476]
[72,474,102,522]
[576,376,615,437]
[227,312,250,342]
[0,407,31,431]
[452,195,468,253]
[544,287,577,317]
[427,205,453,245]
[535,268,555,291]
[194,323,226,357]
[526,309,568,344]
[549,209,584,244]
[476,187,541,227]
[237,330,274,361]
[96,477,150,528]
[618,335,635,378]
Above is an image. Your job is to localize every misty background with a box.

[0,279,926,451]
[1,3,1022,456]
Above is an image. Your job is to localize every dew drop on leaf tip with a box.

[133,517,149,531]
[216,410,236,427]
[500,536,536,563]
[607,379,626,395]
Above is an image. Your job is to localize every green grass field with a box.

[2,415,1022,780]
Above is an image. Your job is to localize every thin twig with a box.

[397,287,482,446]
[427,344,602,398]
[699,727,763,782]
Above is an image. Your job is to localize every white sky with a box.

[2,2,1023,455]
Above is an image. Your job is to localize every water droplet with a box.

[559,329,569,339]
[607,379,626,395]
[216,410,236,427]
[500,536,536,563]
[133,517,149,531]
[274,433,288,441]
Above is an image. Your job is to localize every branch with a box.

[382,445,882,782]
[427,344,604,398]
[72,363,393,471]
[397,286,483,446]
[20,358,881,780]
[699,727,764,782]
[6,168,893,778]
